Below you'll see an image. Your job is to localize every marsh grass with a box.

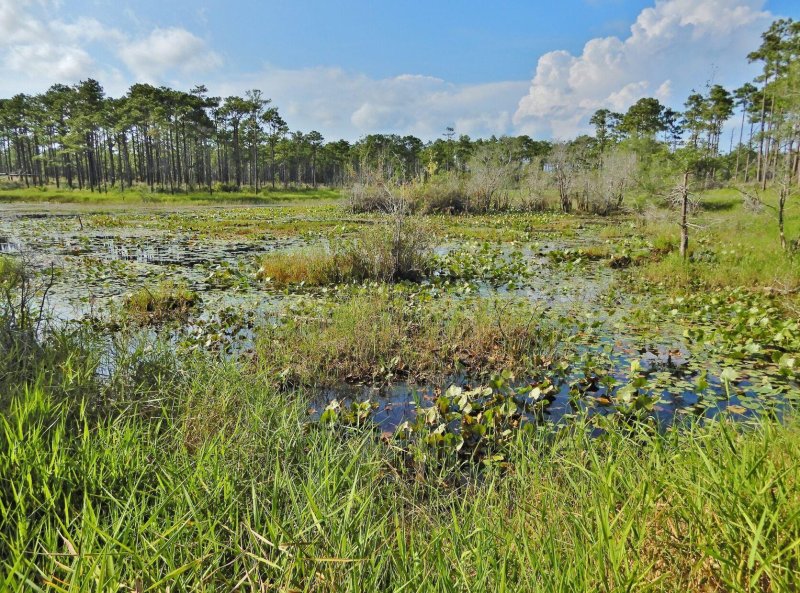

[258,217,435,287]
[122,281,198,325]
[257,247,338,286]
[633,189,800,297]
[1,324,798,592]
[257,292,566,386]
[1,248,800,591]
[0,185,340,204]
[2,187,800,591]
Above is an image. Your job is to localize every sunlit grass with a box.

[2,329,798,591]
[122,281,198,325]
[633,187,800,301]
[0,184,341,204]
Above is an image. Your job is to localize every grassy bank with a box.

[631,188,800,299]
[0,185,341,204]
[1,328,798,591]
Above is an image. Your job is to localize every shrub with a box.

[519,158,553,211]
[415,174,468,213]
[345,182,410,213]
[464,145,515,213]
[340,216,434,282]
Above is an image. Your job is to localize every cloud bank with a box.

[0,0,221,95]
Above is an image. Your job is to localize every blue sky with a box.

[1,0,798,140]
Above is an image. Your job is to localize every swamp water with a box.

[1,205,797,432]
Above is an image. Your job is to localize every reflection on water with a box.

[0,236,22,253]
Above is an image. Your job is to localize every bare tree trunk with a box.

[680,171,690,260]
[779,187,786,250]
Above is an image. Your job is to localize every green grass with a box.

[2,185,800,591]
[1,327,798,591]
[257,291,564,386]
[122,282,198,326]
[0,185,341,204]
[621,187,800,303]
[257,218,435,287]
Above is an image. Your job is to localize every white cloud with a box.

[0,0,45,45]
[217,66,527,140]
[514,0,772,137]
[118,27,222,83]
[0,1,220,95]
[0,0,102,92]
[4,43,94,80]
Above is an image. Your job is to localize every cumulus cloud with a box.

[4,43,94,81]
[0,0,101,91]
[118,27,222,83]
[514,0,772,137]
[0,0,220,95]
[216,67,527,140]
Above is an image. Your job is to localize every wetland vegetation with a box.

[1,16,800,593]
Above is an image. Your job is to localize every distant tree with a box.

[261,107,288,189]
[443,126,456,171]
[706,85,734,155]
[590,108,613,153]
[306,130,324,187]
[682,91,710,152]
[219,95,252,188]
[661,107,683,150]
[244,89,269,191]
[549,142,574,213]
[733,82,758,179]
[619,98,667,139]
[466,143,516,212]
[670,147,703,259]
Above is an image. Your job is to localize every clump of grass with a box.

[257,247,338,286]
[122,281,198,325]
[343,217,433,282]
[258,292,565,386]
[630,188,800,299]
[258,216,435,286]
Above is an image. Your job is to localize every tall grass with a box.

[257,292,564,386]
[258,216,435,287]
[635,187,800,296]
[1,265,799,591]
[2,333,798,591]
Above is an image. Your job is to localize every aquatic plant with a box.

[122,281,198,326]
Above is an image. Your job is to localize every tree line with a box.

[0,19,797,194]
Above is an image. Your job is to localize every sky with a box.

[1,0,798,141]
